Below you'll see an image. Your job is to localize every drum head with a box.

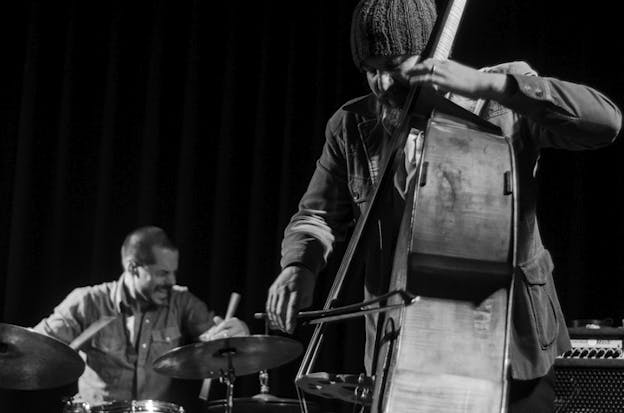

[203,397,319,413]
[91,400,184,413]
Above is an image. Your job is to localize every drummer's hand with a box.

[395,57,512,101]
[199,316,249,341]
[266,265,316,334]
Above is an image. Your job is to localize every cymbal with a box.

[0,323,85,390]
[203,395,320,413]
[296,372,373,405]
[153,335,303,379]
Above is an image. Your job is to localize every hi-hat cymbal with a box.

[296,372,374,405]
[0,323,85,390]
[153,335,302,379]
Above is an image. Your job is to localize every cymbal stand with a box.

[258,369,270,395]
[218,347,237,413]
[252,318,275,401]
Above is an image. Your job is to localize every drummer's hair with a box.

[120,226,177,269]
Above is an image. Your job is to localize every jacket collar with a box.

[343,93,377,118]
[344,94,383,146]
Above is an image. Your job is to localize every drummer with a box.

[33,226,249,407]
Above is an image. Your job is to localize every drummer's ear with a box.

[127,261,139,277]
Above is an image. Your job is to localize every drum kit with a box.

[2,322,372,413]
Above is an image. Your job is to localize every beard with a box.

[376,85,410,134]
[379,102,404,134]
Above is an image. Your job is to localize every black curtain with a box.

[1,1,623,412]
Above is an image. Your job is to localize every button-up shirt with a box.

[34,273,214,405]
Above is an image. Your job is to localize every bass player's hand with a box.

[394,56,514,101]
[266,265,316,334]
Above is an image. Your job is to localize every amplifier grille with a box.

[554,363,624,412]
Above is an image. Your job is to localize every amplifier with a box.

[560,327,624,359]
[554,327,624,412]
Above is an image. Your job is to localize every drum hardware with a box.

[295,372,373,406]
[293,290,411,410]
[0,322,85,390]
[200,315,320,412]
[199,292,242,401]
[154,335,303,413]
[253,290,413,410]
[217,345,237,413]
[203,371,322,413]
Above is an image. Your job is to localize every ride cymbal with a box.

[153,335,302,379]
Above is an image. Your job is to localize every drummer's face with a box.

[134,246,178,306]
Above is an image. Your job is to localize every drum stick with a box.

[199,292,241,401]
[225,292,241,320]
[69,316,116,350]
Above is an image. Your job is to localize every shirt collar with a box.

[110,272,166,314]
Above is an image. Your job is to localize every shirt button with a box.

[145,319,150,324]
[142,343,147,349]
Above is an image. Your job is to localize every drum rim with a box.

[91,399,183,412]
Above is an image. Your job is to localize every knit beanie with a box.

[350,0,437,69]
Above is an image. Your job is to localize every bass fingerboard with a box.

[431,0,467,61]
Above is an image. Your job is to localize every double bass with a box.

[296,1,517,412]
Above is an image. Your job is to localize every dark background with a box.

[0,0,622,412]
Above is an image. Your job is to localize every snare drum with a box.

[90,400,185,413]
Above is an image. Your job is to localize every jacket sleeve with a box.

[280,111,356,275]
[176,287,215,340]
[495,61,622,149]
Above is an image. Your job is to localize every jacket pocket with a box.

[91,329,124,354]
[151,325,183,356]
[518,249,559,349]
